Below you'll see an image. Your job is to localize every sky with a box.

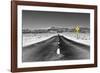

[22,10,90,30]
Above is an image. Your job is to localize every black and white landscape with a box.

[22,10,90,62]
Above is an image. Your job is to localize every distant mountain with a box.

[22,26,90,33]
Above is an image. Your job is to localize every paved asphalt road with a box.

[22,35,90,62]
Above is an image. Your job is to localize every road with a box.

[22,35,90,62]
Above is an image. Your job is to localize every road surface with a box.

[22,35,90,62]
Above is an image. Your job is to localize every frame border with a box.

[11,1,97,72]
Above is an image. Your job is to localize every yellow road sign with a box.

[75,25,80,39]
[75,25,80,33]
